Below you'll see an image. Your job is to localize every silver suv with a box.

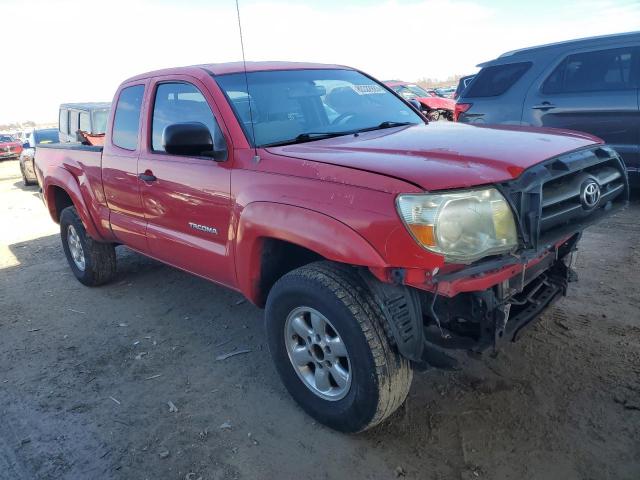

[457,32,640,182]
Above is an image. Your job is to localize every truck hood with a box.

[266,122,602,191]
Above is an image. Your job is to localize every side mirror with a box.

[22,142,30,149]
[163,122,217,158]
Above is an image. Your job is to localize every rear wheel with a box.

[60,206,116,286]
[20,162,34,186]
[265,261,413,432]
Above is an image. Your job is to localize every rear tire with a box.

[265,261,413,432]
[20,162,34,186]
[60,206,116,286]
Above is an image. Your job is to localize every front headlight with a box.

[396,188,518,264]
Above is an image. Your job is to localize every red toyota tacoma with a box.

[35,62,628,433]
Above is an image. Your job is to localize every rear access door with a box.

[523,45,640,173]
[101,82,149,252]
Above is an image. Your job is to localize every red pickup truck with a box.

[35,62,628,433]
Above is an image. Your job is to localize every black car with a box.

[456,32,640,181]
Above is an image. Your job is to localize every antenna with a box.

[235,0,259,161]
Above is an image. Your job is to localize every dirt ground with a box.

[0,158,638,480]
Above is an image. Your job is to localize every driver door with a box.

[137,76,236,287]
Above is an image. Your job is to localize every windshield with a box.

[215,69,423,147]
[0,135,14,142]
[33,129,59,144]
[407,84,430,97]
[92,109,109,134]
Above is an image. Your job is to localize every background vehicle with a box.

[385,80,455,120]
[456,32,640,181]
[434,86,455,98]
[0,133,23,160]
[36,62,627,433]
[453,74,475,99]
[58,102,111,143]
[19,128,58,185]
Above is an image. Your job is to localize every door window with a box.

[151,82,227,158]
[543,47,636,94]
[112,85,145,150]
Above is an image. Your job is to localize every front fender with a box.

[43,167,103,241]
[235,202,388,304]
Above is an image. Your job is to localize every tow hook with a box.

[566,251,579,282]
[494,302,511,351]
[493,280,512,352]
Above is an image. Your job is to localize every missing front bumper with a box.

[367,236,579,370]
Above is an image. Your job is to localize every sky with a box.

[0,0,638,124]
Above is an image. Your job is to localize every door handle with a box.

[138,171,157,182]
[531,102,556,111]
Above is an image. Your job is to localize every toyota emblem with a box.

[581,180,601,209]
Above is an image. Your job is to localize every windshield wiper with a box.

[261,122,416,148]
[368,121,415,130]
[262,130,358,147]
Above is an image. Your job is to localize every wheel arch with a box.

[235,202,388,306]
[43,169,102,240]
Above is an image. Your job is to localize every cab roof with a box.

[59,102,111,111]
[123,61,353,83]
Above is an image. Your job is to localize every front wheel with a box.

[265,262,413,432]
[60,206,117,286]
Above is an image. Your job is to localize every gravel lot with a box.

[1,158,638,480]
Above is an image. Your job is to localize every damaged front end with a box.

[363,234,579,370]
[368,145,628,370]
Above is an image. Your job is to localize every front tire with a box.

[60,206,117,286]
[427,110,440,121]
[265,261,413,432]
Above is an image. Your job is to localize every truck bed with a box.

[34,141,108,241]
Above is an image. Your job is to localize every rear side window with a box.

[69,111,80,134]
[465,62,531,97]
[93,110,109,134]
[151,82,227,157]
[59,109,68,134]
[112,85,144,150]
[543,47,636,94]
[80,112,91,132]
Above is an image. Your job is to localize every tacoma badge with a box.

[188,222,218,235]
